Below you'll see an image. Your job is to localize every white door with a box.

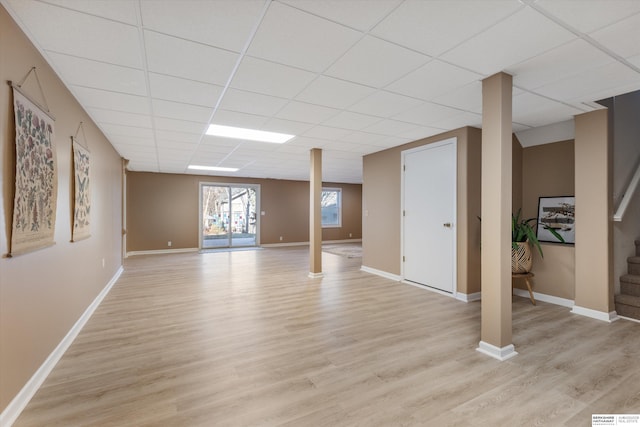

[402,138,456,293]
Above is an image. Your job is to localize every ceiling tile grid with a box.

[2,0,639,183]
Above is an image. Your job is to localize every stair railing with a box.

[614,160,640,222]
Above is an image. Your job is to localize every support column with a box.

[309,148,323,278]
[572,110,617,322]
[477,72,517,361]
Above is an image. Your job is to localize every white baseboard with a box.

[476,341,518,361]
[512,289,574,308]
[360,265,401,282]
[571,305,619,323]
[0,266,124,427]
[618,315,640,324]
[261,242,309,248]
[126,248,199,256]
[456,292,482,303]
[308,272,324,279]
[262,239,362,248]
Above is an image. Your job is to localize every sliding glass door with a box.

[200,183,259,249]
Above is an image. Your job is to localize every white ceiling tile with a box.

[369,135,413,148]
[322,111,382,130]
[590,12,640,59]
[325,35,430,87]
[108,135,155,147]
[144,30,239,85]
[397,126,446,141]
[157,148,193,161]
[199,136,242,151]
[534,62,640,103]
[212,110,269,129]
[362,119,419,137]
[431,81,482,114]
[100,123,154,139]
[148,73,223,107]
[387,60,481,100]
[536,0,640,33]
[629,54,640,68]
[46,52,147,95]
[231,56,317,98]
[25,0,138,24]
[275,101,340,124]
[152,99,213,123]
[140,0,264,52]
[219,89,288,116]
[371,0,523,57]
[513,92,583,128]
[7,1,142,68]
[155,130,200,144]
[248,2,361,72]
[88,108,152,128]
[280,0,401,31]
[348,90,423,117]
[393,102,465,127]
[303,126,354,140]
[336,131,380,144]
[261,118,315,135]
[155,117,207,134]
[441,7,576,75]
[295,76,375,109]
[432,112,482,131]
[508,39,614,90]
[71,86,150,115]
[155,139,198,150]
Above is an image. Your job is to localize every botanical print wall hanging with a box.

[72,129,91,241]
[10,86,58,255]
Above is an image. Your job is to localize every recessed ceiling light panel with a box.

[188,165,239,172]
[206,124,294,143]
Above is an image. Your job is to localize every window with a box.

[321,188,341,228]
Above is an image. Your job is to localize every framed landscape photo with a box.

[537,196,575,245]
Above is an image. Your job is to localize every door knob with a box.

[443,222,452,228]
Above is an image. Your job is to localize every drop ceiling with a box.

[3,0,640,183]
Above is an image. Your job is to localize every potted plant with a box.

[512,209,564,273]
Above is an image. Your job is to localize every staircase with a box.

[615,240,640,320]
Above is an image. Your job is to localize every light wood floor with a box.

[14,247,640,426]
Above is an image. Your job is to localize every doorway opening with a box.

[200,183,260,249]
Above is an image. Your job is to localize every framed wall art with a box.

[536,196,575,245]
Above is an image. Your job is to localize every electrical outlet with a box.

[349,233,352,238]
[168,241,172,247]
[102,258,105,268]
[279,236,283,241]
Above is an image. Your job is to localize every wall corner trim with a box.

[476,341,518,361]
[571,306,619,323]
[360,266,402,282]
[0,266,124,427]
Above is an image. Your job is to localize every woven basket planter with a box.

[512,241,533,274]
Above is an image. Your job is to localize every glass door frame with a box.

[199,181,261,249]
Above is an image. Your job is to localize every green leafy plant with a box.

[512,209,564,258]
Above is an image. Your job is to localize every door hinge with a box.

[403,210,406,217]
[403,256,405,262]
[403,164,406,172]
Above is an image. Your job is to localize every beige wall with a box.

[362,127,482,295]
[0,5,123,412]
[126,172,362,251]
[521,140,576,300]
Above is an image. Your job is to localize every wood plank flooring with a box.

[14,247,640,426]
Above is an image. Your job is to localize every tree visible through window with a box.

[321,188,341,228]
